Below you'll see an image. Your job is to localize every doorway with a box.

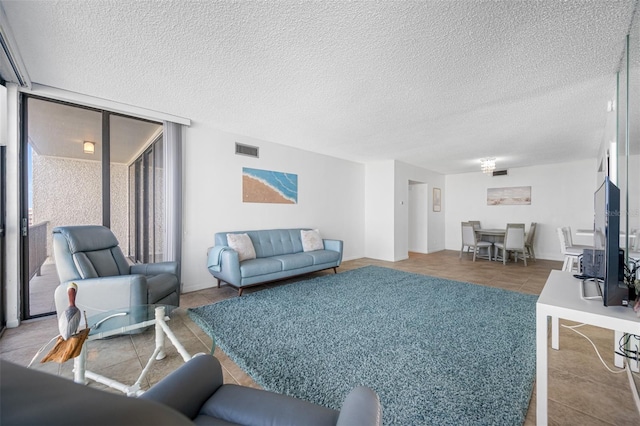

[21,96,163,319]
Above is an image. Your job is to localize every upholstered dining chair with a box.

[556,227,582,272]
[52,225,180,319]
[494,223,527,266]
[562,226,594,250]
[468,220,481,230]
[524,222,537,262]
[463,221,483,252]
[460,222,493,261]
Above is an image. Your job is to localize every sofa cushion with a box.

[239,258,282,278]
[199,384,339,426]
[249,229,303,257]
[227,233,256,261]
[272,253,314,270]
[146,273,179,303]
[301,229,323,252]
[306,250,341,265]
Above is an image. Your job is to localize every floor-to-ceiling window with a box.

[22,95,163,319]
[128,135,164,264]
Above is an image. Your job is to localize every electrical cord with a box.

[561,323,628,374]
[561,323,640,416]
[616,333,640,362]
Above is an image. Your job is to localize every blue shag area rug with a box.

[188,266,537,425]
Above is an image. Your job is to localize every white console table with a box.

[536,270,640,425]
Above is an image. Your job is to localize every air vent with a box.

[492,169,508,177]
[235,143,259,158]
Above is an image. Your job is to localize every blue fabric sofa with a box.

[207,228,343,295]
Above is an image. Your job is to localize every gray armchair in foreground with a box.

[1,355,382,426]
[52,225,180,319]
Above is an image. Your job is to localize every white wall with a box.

[445,159,597,260]
[181,123,366,292]
[4,84,20,327]
[364,160,445,261]
[364,161,395,261]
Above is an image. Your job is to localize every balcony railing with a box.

[29,221,48,280]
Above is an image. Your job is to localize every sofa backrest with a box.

[215,229,310,258]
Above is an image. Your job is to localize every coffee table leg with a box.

[73,343,88,384]
[155,306,166,360]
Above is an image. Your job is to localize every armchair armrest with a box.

[54,276,147,319]
[131,261,179,276]
[140,355,224,420]
[336,386,382,426]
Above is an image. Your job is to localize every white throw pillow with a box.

[301,229,323,252]
[227,233,257,261]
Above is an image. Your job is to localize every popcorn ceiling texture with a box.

[2,0,637,173]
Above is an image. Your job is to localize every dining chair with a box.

[460,222,492,261]
[562,226,594,250]
[463,221,482,252]
[557,227,582,272]
[525,222,537,262]
[494,223,527,266]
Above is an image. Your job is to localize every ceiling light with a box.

[83,141,95,154]
[480,158,496,174]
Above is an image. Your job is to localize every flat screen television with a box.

[593,176,628,307]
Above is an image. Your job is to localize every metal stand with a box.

[73,306,192,396]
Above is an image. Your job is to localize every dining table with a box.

[475,228,506,243]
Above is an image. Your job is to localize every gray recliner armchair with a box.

[53,225,180,319]
[1,355,382,425]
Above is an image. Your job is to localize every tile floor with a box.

[1,250,639,425]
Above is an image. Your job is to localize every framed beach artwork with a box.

[242,167,298,204]
[487,186,531,206]
[433,188,441,212]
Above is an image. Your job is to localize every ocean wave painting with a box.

[242,167,298,204]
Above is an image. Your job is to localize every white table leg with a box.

[73,343,88,385]
[551,316,559,350]
[154,306,166,360]
[74,306,192,396]
[156,315,192,362]
[536,308,549,426]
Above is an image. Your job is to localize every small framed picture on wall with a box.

[433,188,441,212]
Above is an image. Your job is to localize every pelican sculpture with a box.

[58,283,80,340]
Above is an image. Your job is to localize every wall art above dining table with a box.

[487,186,531,206]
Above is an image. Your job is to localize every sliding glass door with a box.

[22,96,163,319]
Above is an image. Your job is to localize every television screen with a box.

[594,177,628,306]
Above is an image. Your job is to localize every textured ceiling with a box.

[1,0,637,173]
